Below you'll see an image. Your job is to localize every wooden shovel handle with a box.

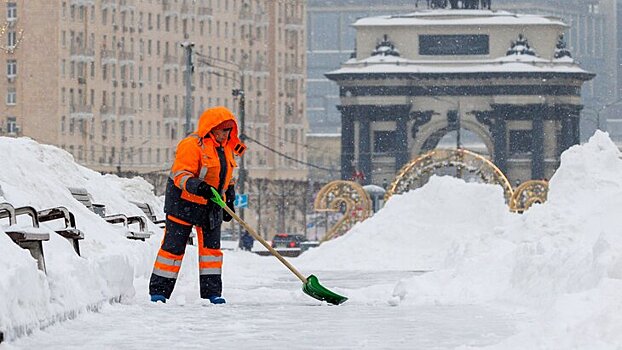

[223,205,308,283]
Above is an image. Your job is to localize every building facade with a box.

[0,0,308,237]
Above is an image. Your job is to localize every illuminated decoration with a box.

[385,148,514,202]
[313,180,372,242]
[509,180,549,212]
[0,24,24,54]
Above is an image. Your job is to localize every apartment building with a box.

[0,0,307,188]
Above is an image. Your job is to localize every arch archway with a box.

[413,118,494,157]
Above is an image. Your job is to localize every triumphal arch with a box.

[326,6,594,185]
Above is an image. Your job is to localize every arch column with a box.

[477,107,507,174]
[337,104,412,184]
[557,104,582,153]
[337,105,356,181]
[531,105,545,179]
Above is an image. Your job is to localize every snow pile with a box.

[300,176,511,271]
[0,137,163,340]
[300,131,622,348]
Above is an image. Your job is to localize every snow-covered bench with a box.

[103,214,152,241]
[131,201,166,229]
[0,203,50,272]
[129,201,197,245]
[37,206,85,256]
[68,187,106,217]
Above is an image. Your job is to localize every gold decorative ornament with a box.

[385,148,514,202]
[313,180,372,242]
[509,180,549,212]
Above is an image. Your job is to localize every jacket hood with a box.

[196,106,241,145]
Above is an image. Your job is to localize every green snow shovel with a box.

[211,188,348,305]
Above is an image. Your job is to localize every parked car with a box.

[271,233,307,249]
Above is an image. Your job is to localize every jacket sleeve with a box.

[170,138,203,195]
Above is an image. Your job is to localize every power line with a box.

[245,135,337,173]
[254,128,328,153]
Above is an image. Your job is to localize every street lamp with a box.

[180,41,195,136]
[581,99,622,140]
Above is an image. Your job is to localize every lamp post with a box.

[196,56,248,226]
[581,99,622,139]
[231,81,247,223]
[180,41,195,136]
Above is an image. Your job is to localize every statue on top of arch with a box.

[418,0,492,9]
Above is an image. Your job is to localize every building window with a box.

[509,130,533,154]
[419,34,489,56]
[6,116,17,134]
[373,130,396,154]
[6,89,16,105]
[7,31,16,48]
[7,2,16,21]
[6,59,16,78]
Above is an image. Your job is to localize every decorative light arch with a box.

[313,180,372,242]
[385,148,514,201]
[509,180,549,212]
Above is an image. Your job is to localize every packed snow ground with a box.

[1,132,622,349]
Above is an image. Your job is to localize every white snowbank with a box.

[300,131,622,348]
[0,137,162,340]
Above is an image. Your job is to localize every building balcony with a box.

[101,0,116,9]
[163,0,179,17]
[118,51,135,65]
[70,46,95,62]
[254,62,268,72]
[285,16,304,30]
[163,108,179,120]
[119,0,135,12]
[164,54,180,68]
[100,105,114,115]
[198,7,213,20]
[239,10,253,24]
[70,103,94,119]
[71,0,95,6]
[180,3,194,19]
[285,65,303,75]
[118,106,136,120]
[101,49,117,64]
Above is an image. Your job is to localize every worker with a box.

[149,106,246,304]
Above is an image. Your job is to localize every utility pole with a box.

[232,77,246,223]
[181,41,194,135]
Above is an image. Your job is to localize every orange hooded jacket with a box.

[163,106,245,225]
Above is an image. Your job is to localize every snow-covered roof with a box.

[327,53,593,78]
[353,10,567,28]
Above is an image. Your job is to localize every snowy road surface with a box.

[8,271,520,349]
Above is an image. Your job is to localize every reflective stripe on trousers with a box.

[152,247,184,279]
[199,248,223,275]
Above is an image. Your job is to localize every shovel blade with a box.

[302,275,348,305]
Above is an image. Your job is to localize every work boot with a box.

[208,296,226,304]
[150,294,167,303]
